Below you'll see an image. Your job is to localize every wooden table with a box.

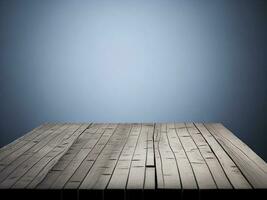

[0,123,266,200]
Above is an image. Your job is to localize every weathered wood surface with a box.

[0,123,266,200]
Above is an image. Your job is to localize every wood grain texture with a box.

[205,123,267,189]
[0,122,266,199]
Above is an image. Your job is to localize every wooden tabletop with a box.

[0,123,266,200]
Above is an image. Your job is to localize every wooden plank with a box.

[195,123,251,189]
[127,124,150,189]
[90,124,132,189]
[153,123,164,188]
[167,123,197,189]
[93,124,143,190]
[0,125,68,188]
[144,167,155,189]
[36,123,100,188]
[0,124,63,185]
[175,123,216,189]
[210,123,267,174]
[46,124,109,189]
[107,123,142,189]
[26,124,89,189]
[0,123,51,158]
[80,124,132,189]
[186,123,232,189]
[5,124,88,188]
[36,123,104,189]
[0,124,69,184]
[145,123,156,190]
[0,124,74,188]
[0,124,59,170]
[146,124,155,167]
[157,123,180,189]
[205,123,267,188]
[51,123,102,171]
[1,121,266,193]
[64,123,118,189]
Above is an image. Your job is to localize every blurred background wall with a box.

[0,0,266,161]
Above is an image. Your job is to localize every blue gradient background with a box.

[0,0,266,160]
